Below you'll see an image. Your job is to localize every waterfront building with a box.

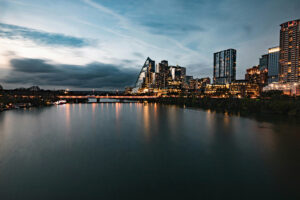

[263,82,300,96]
[213,49,236,84]
[204,84,229,97]
[155,60,170,88]
[166,66,186,89]
[189,77,211,90]
[245,66,268,87]
[170,66,186,81]
[156,60,169,73]
[133,58,192,93]
[133,57,155,92]
[230,80,260,98]
[268,47,280,83]
[279,19,300,83]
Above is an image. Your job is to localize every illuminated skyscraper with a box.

[134,57,155,91]
[279,19,300,83]
[213,49,236,84]
[268,46,280,83]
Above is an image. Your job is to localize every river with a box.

[0,103,299,199]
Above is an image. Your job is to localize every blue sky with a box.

[0,0,299,90]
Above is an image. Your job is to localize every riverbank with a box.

[150,97,300,117]
[0,95,57,112]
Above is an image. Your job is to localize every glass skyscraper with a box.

[268,47,280,83]
[213,49,236,84]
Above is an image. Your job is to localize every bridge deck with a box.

[58,96,159,99]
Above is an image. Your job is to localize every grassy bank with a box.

[152,97,300,117]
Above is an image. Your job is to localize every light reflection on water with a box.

[0,103,299,199]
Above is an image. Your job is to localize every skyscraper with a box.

[213,49,236,84]
[279,19,300,83]
[134,57,155,90]
[268,46,280,83]
[259,54,269,71]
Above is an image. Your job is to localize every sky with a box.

[0,0,299,90]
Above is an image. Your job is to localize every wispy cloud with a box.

[142,21,205,36]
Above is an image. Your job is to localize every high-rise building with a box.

[268,46,280,83]
[167,66,186,89]
[134,57,155,90]
[156,60,168,73]
[259,54,269,71]
[154,60,170,88]
[279,19,300,83]
[213,49,236,84]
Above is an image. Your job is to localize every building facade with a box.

[268,47,280,83]
[259,54,269,71]
[263,82,300,96]
[245,66,268,92]
[134,57,155,91]
[189,77,210,91]
[213,49,236,84]
[279,19,300,83]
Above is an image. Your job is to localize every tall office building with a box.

[169,66,186,81]
[259,54,269,71]
[268,47,280,83]
[155,60,169,88]
[134,57,155,89]
[279,19,300,83]
[213,49,236,84]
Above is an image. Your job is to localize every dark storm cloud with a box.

[2,58,139,89]
[0,23,91,47]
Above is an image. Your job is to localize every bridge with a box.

[58,95,159,99]
[57,95,160,103]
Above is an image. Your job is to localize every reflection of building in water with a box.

[143,104,151,140]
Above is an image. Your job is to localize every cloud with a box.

[141,21,205,36]
[0,23,92,47]
[2,58,139,89]
[186,63,212,78]
[132,52,144,59]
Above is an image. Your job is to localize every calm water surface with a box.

[0,103,299,199]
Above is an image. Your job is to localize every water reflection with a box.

[115,103,121,131]
[0,104,299,199]
[65,104,71,134]
[143,104,150,140]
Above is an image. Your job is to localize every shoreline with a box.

[149,97,300,117]
[2,97,300,118]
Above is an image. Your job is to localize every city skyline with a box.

[0,0,300,90]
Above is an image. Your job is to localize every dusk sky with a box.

[0,0,299,90]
